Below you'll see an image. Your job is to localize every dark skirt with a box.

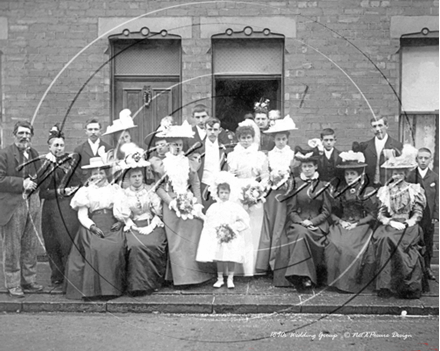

[163,205,215,286]
[373,223,425,297]
[42,197,80,284]
[125,219,167,293]
[273,224,328,287]
[325,223,376,293]
[256,189,287,273]
[64,211,126,300]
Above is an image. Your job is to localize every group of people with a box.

[0,101,437,301]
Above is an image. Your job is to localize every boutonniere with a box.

[430,182,436,188]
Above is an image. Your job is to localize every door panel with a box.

[114,78,180,147]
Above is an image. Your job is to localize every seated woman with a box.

[374,145,427,299]
[324,151,377,293]
[40,125,81,289]
[273,152,331,290]
[64,155,125,300]
[114,151,167,295]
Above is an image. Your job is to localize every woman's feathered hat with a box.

[337,151,367,169]
[263,114,298,134]
[381,144,418,169]
[102,108,137,136]
[254,98,270,114]
[47,124,64,143]
[155,120,195,139]
[119,143,150,170]
[294,146,319,163]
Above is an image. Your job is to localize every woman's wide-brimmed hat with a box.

[294,146,319,163]
[155,120,194,139]
[337,151,367,169]
[381,144,417,169]
[119,144,151,170]
[143,116,174,147]
[81,146,114,169]
[263,114,298,134]
[102,109,137,136]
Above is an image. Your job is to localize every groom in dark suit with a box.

[183,104,235,155]
[407,147,439,280]
[352,117,402,187]
[74,118,111,184]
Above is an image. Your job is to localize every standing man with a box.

[74,118,111,184]
[352,117,403,187]
[312,128,342,182]
[407,147,439,280]
[198,117,228,210]
[0,121,44,297]
[183,104,235,154]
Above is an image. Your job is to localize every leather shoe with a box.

[8,287,25,298]
[303,278,312,288]
[426,268,436,280]
[22,283,44,292]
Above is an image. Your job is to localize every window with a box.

[400,34,439,172]
[212,35,284,131]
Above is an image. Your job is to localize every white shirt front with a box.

[196,126,206,141]
[88,139,101,156]
[418,167,429,179]
[202,138,220,185]
[374,134,388,156]
[324,148,334,160]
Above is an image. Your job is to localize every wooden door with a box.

[114,77,181,147]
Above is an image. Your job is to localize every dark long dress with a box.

[114,184,167,293]
[39,153,81,285]
[373,182,427,298]
[273,176,331,288]
[157,153,215,286]
[64,183,126,300]
[325,184,377,293]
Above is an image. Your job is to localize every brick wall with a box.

[0,0,437,153]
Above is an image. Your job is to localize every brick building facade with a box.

[0,1,438,262]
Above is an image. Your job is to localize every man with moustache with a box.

[0,121,43,297]
[74,118,111,184]
[352,117,402,187]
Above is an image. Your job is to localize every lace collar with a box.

[300,172,319,181]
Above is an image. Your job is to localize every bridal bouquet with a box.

[170,192,200,220]
[216,224,237,244]
[239,181,266,209]
[269,169,290,190]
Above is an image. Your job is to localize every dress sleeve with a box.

[77,206,94,229]
[357,187,378,226]
[70,186,89,211]
[230,203,250,233]
[113,189,131,223]
[409,183,426,223]
[189,170,202,204]
[149,190,163,217]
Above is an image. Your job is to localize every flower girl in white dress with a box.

[196,172,250,288]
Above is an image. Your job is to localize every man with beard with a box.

[0,121,43,297]
[352,117,403,187]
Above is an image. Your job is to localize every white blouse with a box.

[227,144,269,181]
[70,182,122,229]
[114,184,162,228]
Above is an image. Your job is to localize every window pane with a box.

[214,77,281,131]
[213,39,283,75]
[401,45,439,112]
[114,39,180,76]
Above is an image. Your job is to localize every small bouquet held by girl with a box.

[196,172,250,289]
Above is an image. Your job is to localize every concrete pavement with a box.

[0,262,438,315]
